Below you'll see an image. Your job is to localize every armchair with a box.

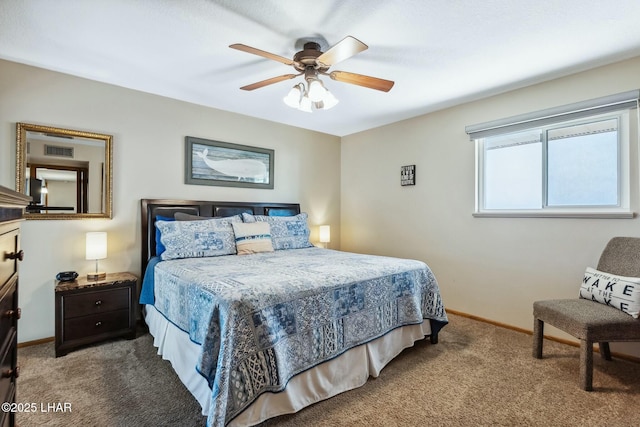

[532,237,640,391]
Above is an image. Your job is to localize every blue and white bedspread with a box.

[143,247,448,426]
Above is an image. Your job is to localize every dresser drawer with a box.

[63,287,130,319]
[0,329,16,408]
[63,309,131,341]
[0,228,19,291]
[0,279,17,351]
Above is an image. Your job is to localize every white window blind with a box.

[465,90,639,140]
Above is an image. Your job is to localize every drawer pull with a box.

[95,321,102,327]
[5,250,24,261]
[2,366,19,379]
[95,300,102,306]
[4,308,21,320]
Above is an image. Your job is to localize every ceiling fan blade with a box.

[329,71,395,92]
[240,74,300,91]
[229,43,293,66]
[317,36,368,67]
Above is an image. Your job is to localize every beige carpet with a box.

[17,313,640,426]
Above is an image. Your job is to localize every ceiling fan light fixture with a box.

[284,77,338,112]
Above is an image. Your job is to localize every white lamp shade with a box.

[86,232,107,260]
[283,85,302,108]
[298,95,312,113]
[308,79,326,102]
[321,90,339,109]
[319,225,331,243]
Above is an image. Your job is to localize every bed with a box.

[139,199,448,426]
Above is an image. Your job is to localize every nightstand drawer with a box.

[63,309,131,341]
[63,287,130,319]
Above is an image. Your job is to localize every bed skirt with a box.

[145,304,431,426]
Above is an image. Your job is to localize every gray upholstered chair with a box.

[532,237,640,391]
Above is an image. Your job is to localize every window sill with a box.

[473,211,635,219]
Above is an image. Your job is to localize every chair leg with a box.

[533,318,544,359]
[599,342,612,361]
[580,339,593,391]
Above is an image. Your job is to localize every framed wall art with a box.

[185,136,274,189]
[401,164,415,186]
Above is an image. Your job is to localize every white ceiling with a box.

[2,0,640,137]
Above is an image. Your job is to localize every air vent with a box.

[45,144,74,158]
[44,132,73,139]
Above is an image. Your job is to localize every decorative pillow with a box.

[242,212,313,250]
[579,267,640,318]
[155,215,175,257]
[157,215,242,260]
[232,222,274,255]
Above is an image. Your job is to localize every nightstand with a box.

[55,272,137,357]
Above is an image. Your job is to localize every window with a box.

[466,91,638,218]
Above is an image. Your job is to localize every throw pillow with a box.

[157,215,242,260]
[579,267,640,318]
[154,215,175,257]
[242,212,313,250]
[232,222,274,255]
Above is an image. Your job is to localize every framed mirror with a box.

[16,123,112,219]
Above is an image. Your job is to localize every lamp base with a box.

[87,272,106,281]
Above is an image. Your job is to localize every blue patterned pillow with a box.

[241,212,313,250]
[155,215,175,257]
[157,215,242,260]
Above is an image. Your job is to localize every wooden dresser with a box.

[0,186,30,427]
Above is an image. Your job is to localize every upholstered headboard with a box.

[140,198,301,274]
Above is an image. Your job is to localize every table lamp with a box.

[86,232,107,280]
[319,225,330,249]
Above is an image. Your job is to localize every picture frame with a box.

[401,165,416,186]
[185,136,274,189]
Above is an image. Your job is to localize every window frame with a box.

[473,111,633,218]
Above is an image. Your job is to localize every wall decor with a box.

[401,165,415,186]
[185,136,274,189]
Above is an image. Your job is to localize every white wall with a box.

[5,54,640,357]
[341,56,640,358]
[0,59,341,343]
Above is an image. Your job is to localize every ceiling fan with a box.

[229,36,394,111]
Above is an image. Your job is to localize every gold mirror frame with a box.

[16,123,113,220]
